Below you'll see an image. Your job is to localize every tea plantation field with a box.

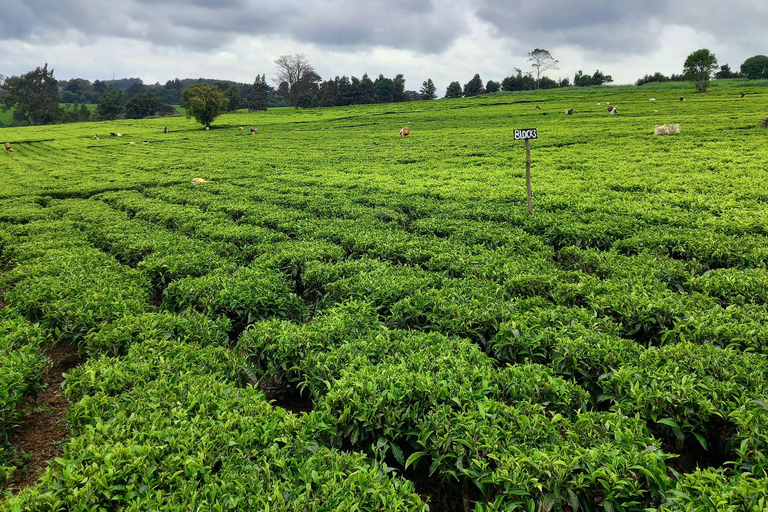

[2,81,768,511]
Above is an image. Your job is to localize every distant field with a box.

[2,81,768,511]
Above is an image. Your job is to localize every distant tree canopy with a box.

[314,73,409,107]
[420,79,437,100]
[715,64,740,79]
[463,74,484,97]
[222,84,242,112]
[96,89,125,121]
[740,55,768,80]
[684,49,718,93]
[485,80,500,93]
[125,80,146,102]
[501,69,535,92]
[248,74,270,111]
[636,72,671,86]
[528,49,559,89]
[274,54,319,110]
[573,70,612,87]
[125,90,168,119]
[181,82,228,128]
[0,63,61,125]
[445,81,462,99]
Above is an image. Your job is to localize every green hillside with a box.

[2,82,768,511]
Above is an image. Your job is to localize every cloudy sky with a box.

[1,1,765,93]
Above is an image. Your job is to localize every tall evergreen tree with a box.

[392,74,406,102]
[420,79,437,100]
[248,74,269,111]
[374,75,395,103]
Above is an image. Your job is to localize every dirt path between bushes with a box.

[8,342,85,491]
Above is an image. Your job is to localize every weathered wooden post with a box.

[514,128,538,215]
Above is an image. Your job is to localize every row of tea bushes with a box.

[241,302,672,510]
[0,312,49,485]
[0,220,151,344]
[2,337,427,511]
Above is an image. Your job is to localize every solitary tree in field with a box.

[740,55,768,80]
[181,82,229,129]
[684,49,718,93]
[274,54,317,110]
[528,49,559,89]
[0,63,61,125]
[420,79,437,100]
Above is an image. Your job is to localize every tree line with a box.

[2,50,767,127]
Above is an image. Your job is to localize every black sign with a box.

[514,128,537,140]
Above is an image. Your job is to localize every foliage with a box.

[528,48,559,88]
[740,55,768,80]
[637,72,671,86]
[463,74,484,97]
[274,54,319,110]
[125,90,163,119]
[0,63,61,125]
[221,84,242,112]
[180,82,229,128]
[502,69,536,91]
[684,48,718,92]
[248,74,270,111]
[715,64,741,79]
[420,78,437,100]
[96,88,125,120]
[444,81,462,99]
[485,80,500,93]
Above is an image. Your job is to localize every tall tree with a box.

[181,83,229,129]
[740,55,768,80]
[420,79,437,100]
[359,73,375,104]
[485,80,500,93]
[374,74,395,103]
[590,70,613,86]
[392,74,406,102]
[319,78,339,107]
[684,49,718,93]
[224,84,242,112]
[274,54,317,110]
[445,81,462,99]
[96,89,125,120]
[248,74,270,111]
[528,49,559,89]
[0,63,61,125]
[92,79,107,98]
[463,74,484,97]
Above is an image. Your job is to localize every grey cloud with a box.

[474,0,671,55]
[3,0,469,54]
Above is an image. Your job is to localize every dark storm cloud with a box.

[2,0,468,54]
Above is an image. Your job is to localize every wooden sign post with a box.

[514,128,538,215]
